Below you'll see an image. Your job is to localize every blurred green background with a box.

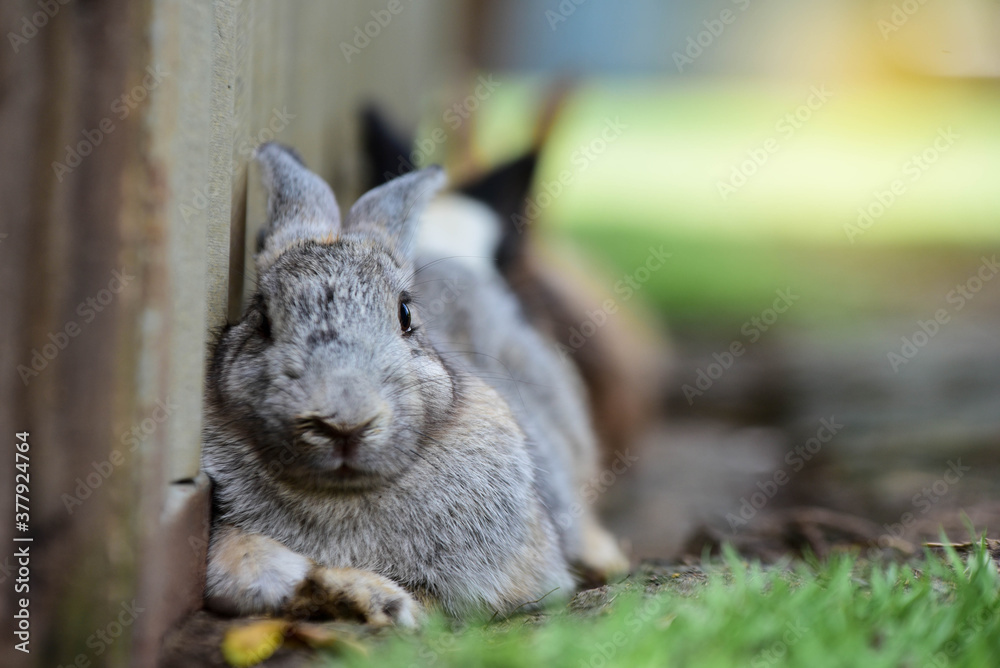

[408,0,1000,556]
[463,78,1000,330]
[410,0,1000,332]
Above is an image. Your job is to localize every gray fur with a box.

[413,253,599,561]
[203,144,580,617]
[255,143,343,272]
[202,145,620,621]
[345,165,446,257]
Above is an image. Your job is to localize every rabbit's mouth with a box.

[324,464,370,485]
[286,414,401,489]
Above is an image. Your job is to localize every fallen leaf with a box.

[222,619,289,667]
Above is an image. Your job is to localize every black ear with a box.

[361,105,416,191]
[459,152,539,276]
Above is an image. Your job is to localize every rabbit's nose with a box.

[307,416,374,454]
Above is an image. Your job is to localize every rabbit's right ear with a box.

[254,142,341,272]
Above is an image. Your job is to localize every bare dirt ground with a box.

[604,306,1000,562]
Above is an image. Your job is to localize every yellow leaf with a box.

[222,619,289,667]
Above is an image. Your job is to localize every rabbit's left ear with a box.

[345,166,446,258]
[254,142,341,271]
[361,105,415,191]
[459,152,539,276]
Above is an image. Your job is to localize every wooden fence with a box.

[0,1,465,665]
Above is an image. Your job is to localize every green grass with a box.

[317,540,1000,668]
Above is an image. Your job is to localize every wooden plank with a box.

[0,2,466,666]
[0,1,148,665]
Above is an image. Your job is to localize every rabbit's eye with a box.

[398,301,412,333]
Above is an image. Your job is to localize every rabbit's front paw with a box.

[573,516,630,588]
[286,567,421,628]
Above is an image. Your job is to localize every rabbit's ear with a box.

[459,152,539,276]
[254,142,341,271]
[361,105,415,191]
[345,166,446,258]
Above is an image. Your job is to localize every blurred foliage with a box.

[434,77,1000,328]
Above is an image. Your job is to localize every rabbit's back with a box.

[414,196,601,559]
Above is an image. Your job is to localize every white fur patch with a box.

[416,195,501,275]
[205,528,313,615]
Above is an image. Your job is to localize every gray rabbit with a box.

[201,143,625,627]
